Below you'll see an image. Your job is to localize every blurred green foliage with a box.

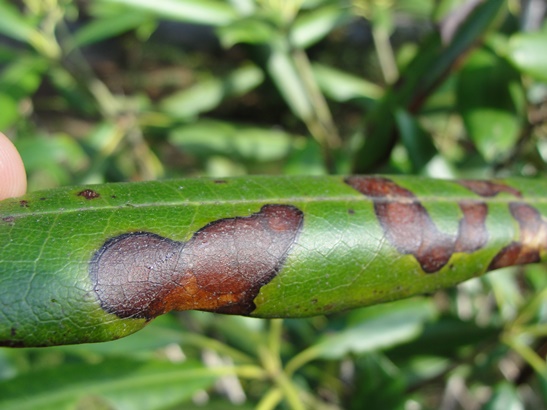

[1,0,547,408]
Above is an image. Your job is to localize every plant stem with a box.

[256,387,284,410]
[285,345,323,377]
[503,335,547,375]
[181,333,257,364]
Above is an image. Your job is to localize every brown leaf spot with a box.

[489,203,547,270]
[455,201,488,253]
[2,216,14,223]
[78,189,101,200]
[459,180,522,198]
[345,176,489,273]
[19,200,28,208]
[90,204,303,319]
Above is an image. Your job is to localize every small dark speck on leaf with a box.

[213,179,227,184]
[348,209,355,215]
[111,195,117,199]
[40,197,47,201]
[78,189,100,200]
[19,200,29,208]
[2,216,14,223]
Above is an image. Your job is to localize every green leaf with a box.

[16,133,89,190]
[0,358,217,410]
[507,28,547,83]
[352,0,505,172]
[0,56,47,100]
[290,5,351,48]
[169,119,296,162]
[482,382,523,410]
[348,354,406,410]
[159,64,264,119]
[265,39,313,121]
[100,0,238,26]
[2,175,547,347]
[457,48,523,162]
[0,94,18,129]
[283,137,327,175]
[313,299,437,359]
[311,63,383,102]
[73,11,152,47]
[388,316,499,359]
[394,109,437,172]
[0,1,36,42]
[217,17,277,47]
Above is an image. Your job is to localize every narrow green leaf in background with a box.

[73,12,152,47]
[290,5,352,49]
[159,64,264,120]
[395,109,437,172]
[314,299,437,359]
[312,63,383,102]
[101,0,238,26]
[457,48,524,162]
[217,15,277,47]
[0,0,35,42]
[169,119,296,162]
[0,359,217,410]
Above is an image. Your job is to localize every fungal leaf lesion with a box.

[345,176,547,274]
[90,204,304,319]
[78,189,101,200]
[345,176,491,273]
[489,202,547,269]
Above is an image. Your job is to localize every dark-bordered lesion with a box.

[89,204,304,319]
[344,176,490,273]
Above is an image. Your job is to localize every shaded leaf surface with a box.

[314,299,437,359]
[0,358,216,410]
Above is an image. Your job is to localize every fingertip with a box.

[0,132,27,200]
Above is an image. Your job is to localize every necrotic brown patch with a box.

[90,204,303,319]
[78,189,100,200]
[489,202,547,270]
[458,180,522,198]
[345,176,488,273]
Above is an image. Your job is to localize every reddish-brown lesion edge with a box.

[345,176,547,274]
[489,202,547,269]
[458,180,547,270]
[90,204,304,319]
[345,176,490,273]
